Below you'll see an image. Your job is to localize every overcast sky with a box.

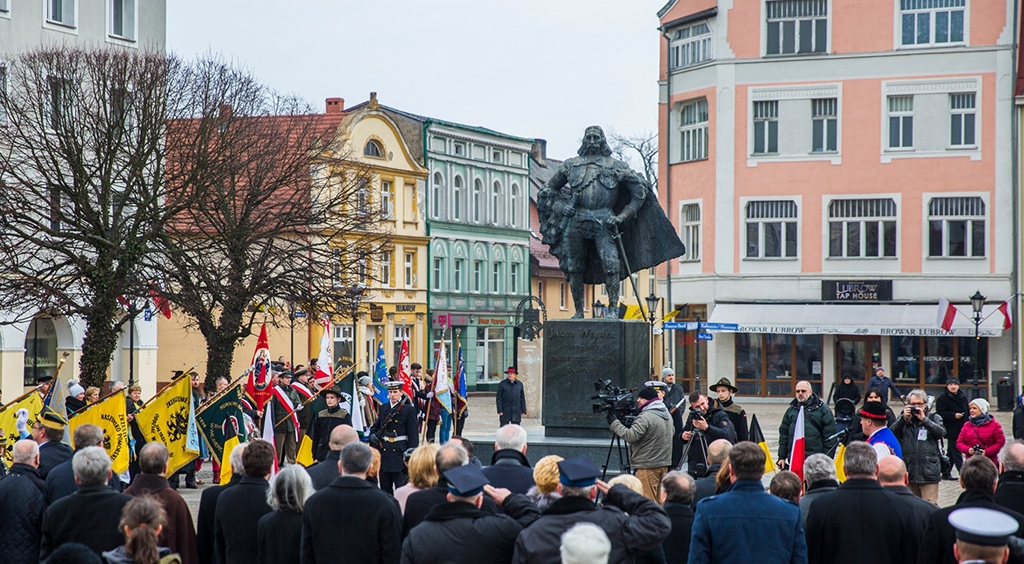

[166,0,668,159]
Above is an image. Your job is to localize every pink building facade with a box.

[657,0,1018,399]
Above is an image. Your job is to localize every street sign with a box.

[698,322,738,332]
[698,332,713,341]
[663,321,698,330]
[293,311,306,318]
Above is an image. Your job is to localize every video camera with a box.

[591,379,636,422]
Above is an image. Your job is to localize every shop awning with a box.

[706,303,1005,338]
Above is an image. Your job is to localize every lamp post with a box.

[694,314,702,393]
[970,290,986,398]
[646,292,661,378]
[593,300,607,320]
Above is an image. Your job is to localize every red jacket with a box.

[957,417,1006,465]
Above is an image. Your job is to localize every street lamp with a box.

[646,292,661,378]
[970,290,986,396]
[593,300,607,319]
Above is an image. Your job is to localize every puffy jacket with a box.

[778,393,837,460]
[0,463,46,564]
[891,412,946,483]
[957,416,1006,465]
[401,494,539,564]
[610,399,673,469]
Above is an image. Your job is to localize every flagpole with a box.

[421,327,447,445]
[68,386,130,417]
[275,365,355,427]
[195,373,250,416]
[0,385,46,412]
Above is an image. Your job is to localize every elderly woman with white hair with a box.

[257,464,314,564]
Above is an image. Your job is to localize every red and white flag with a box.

[245,323,273,412]
[314,320,333,388]
[789,406,806,480]
[397,333,414,399]
[261,398,278,474]
[998,300,1014,330]
[936,298,957,332]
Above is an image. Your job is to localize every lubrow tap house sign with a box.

[821,280,893,302]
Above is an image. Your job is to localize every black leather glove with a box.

[606,412,617,425]
[368,434,379,446]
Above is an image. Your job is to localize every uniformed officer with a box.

[310,386,350,462]
[369,380,419,494]
[948,507,1019,564]
[645,380,668,400]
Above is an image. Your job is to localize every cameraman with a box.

[681,391,736,478]
[608,385,673,501]
[891,388,946,505]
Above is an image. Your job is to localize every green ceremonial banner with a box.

[195,384,246,465]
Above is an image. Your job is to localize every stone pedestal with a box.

[542,319,649,438]
[516,338,543,418]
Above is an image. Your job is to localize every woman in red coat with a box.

[957,398,1006,465]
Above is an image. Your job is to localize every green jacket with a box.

[778,394,837,459]
[610,399,673,469]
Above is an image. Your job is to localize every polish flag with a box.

[397,334,413,399]
[936,298,957,332]
[789,406,806,480]
[314,320,333,388]
[998,300,1014,330]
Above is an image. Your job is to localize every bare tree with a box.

[156,57,390,387]
[609,130,658,191]
[0,47,203,387]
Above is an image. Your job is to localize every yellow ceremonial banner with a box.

[835,443,847,483]
[296,434,315,467]
[660,309,681,324]
[68,394,130,475]
[0,393,43,465]
[623,305,644,321]
[135,377,200,475]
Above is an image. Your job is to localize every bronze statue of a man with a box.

[537,126,684,318]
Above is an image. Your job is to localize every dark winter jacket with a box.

[124,473,199,564]
[40,483,132,560]
[271,384,302,435]
[995,471,1024,516]
[1014,399,1024,440]
[682,406,736,475]
[37,440,73,479]
[867,375,903,402]
[307,450,341,490]
[403,477,500,536]
[213,475,272,564]
[716,398,748,443]
[892,412,946,483]
[302,475,402,564]
[401,494,539,564]
[496,378,526,420]
[482,449,534,494]
[611,399,673,469]
[310,405,350,462]
[917,489,1024,564]
[691,463,723,508]
[935,389,970,436]
[257,509,302,564]
[0,463,46,564]
[882,485,937,540]
[778,393,837,460]
[45,455,121,504]
[799,479,839,524]
[512,484,671,564]
[834,381,861,406]
[957,415,1005,465]
[661,502,694,564]
[196,474,239,564]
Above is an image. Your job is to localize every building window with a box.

[888,96,914,149]
[735,334,823,397]
[431,172,443,219]
[453,143,465,156]
[811,98,837,153]
[559,283,567,309]
[491,181,502,224]
[476,327,505,383]
[669,21,713,69]
[48,77,73,131]
[381,251,392,287]
[357,252,369,286]
[0,64,7,125]
[510,184,520,227]
[332,325,353,369]
[681,203,701,261]
[355,178,370,218]
[47,0,76,27]
[364,139,383,158]
[892,336,986,396]
[928,196,985,258]
[331,248,342,287]
[432,257,444,291]
[24,318,58,386]
[0,0,8,12]
[900,0,965,46]
[453,176,463,221]
[745,200,797,258]
[765,0,827,56]
[510,263,519,294]
[472,261,483,293]
[537,280,545,299]
[473,179,482,223]
[404,251,416,288]
[110,0,135,40]
[491,263,502,293]
[49,185,62,232]
[453,259,464,292]
[828,198,897,258]
[752,101,778,155]
[492,150,503,163]
[680,99,709,162]
[381,180,393,219]
[950,93,976,147]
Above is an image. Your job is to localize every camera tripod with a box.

[675,428,710,476]
[600,431,632,481]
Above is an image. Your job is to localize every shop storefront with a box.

[431,313,515,391]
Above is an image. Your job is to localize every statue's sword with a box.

[609,224,648,322]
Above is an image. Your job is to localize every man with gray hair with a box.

[891,388,945,504]
[800,453,839,523]
[805,441,920,564]
[995,440,1024,516]
[39,446,132,560]
[302,442,402,563]
[560,523,611,564]
[660,471,695,562]
[483,424,534,494]
[125,442,199,564]
[0,439,45,564]
[198,442,247,564]
[44,423,119,504]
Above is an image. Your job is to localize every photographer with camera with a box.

[608,385,673,501]
[680,391,736,479]
[891,389,946,504]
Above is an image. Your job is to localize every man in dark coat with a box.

[935,377,970,479]
[45,423,119,504]
[691,439,731,507]
[197,442,246,564]
[681,391,736,478]
[496,367,526,426]
[778,381,837,470]
[917,454,1024,564]
[995,441,1024,515]
[369,381,419,494]
[213,439,275,564]
[124,442,200,564]
[661,367,687,469]
[302,441,402,564]
[401,465,540,564]
[308,424,358,490]
[867,367,904,404]
[805,441,920,564]
[482,424,534,494]
[404,443,500,535]
[512,457,671,564]
[878,454,937,539]
[659,471,695,564]
[309,386,350,463]
[33,405,73,479]
[799,453,839,524]
[39,446,132,560]
[0,439,46,564]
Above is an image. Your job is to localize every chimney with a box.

[218,104,232,120]
[531,139,547,166]
[325,97,344,114]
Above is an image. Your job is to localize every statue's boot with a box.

[569,275,586,319]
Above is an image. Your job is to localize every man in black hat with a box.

[402,465,540,564]
[32,405,73,479]
[368,380,419,494]
[937,377,970,480]
[309,386,350,463]
[270,369,302,466]
[35,375,53,401]
[948,507,1018,564]
[861,401,903,460]
[496,366,526,427]
[609,384,673,501]
[710,377,748,442]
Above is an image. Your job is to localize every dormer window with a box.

[364,139,383,158]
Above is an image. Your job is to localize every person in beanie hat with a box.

[936,377,970,479]
[957,398,1006,466]
[65,382,87,416]
[609,386,673,501]
[710,377,748,442]
[860,401,903,460]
